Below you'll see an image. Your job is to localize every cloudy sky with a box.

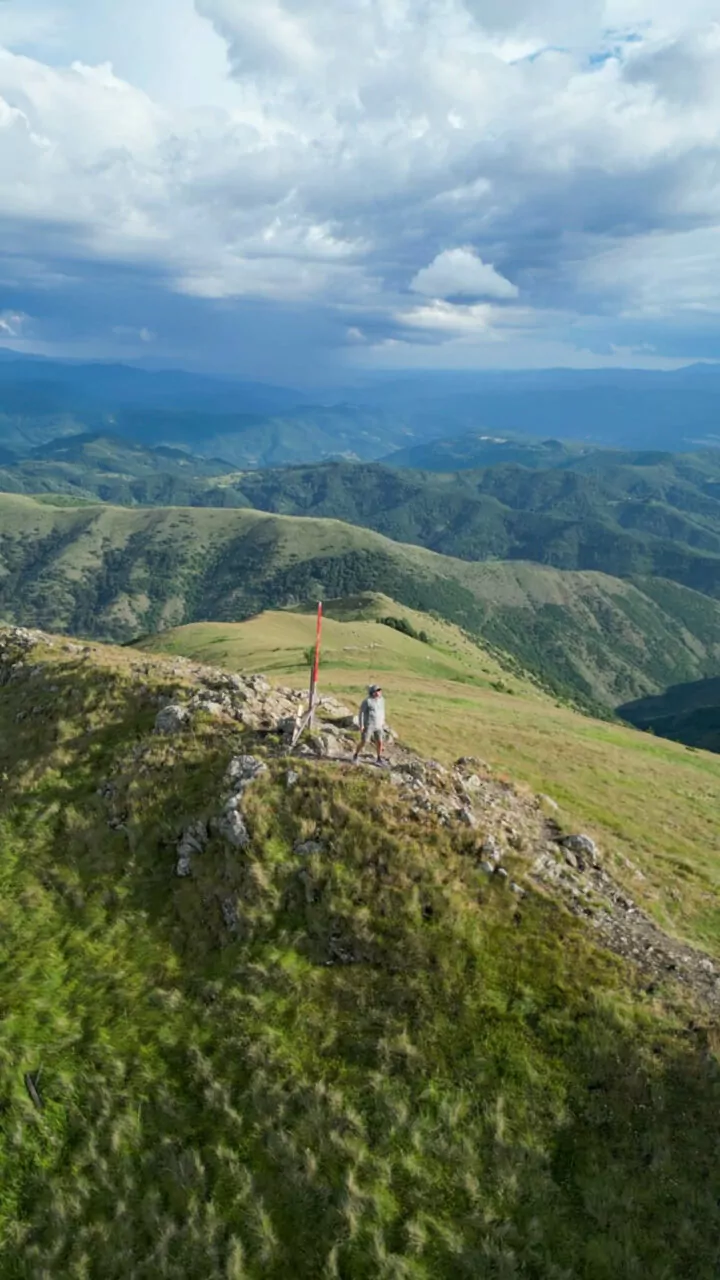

[2,0,720,381]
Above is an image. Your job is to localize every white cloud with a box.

[3,0,720,367]
[0,310,28,336]
[577,225,720,316]
[410,248,518,300]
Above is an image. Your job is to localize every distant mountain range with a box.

[3,355,720,463]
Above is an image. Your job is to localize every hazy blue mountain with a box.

[3,357,720,464]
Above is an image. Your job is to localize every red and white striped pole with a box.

[308,601,323,728]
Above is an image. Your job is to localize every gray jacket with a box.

[359,694,385,734]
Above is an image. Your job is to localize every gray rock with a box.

[564,848,579,870]
[215,807,251,850]
[463,774,484,794]
[286,770,299,788]
[155,704,191,734]
[398,760,427,782]
[175,820,209,877]
[247,674,270,695]
[221,897,240,931]
[198,700,225,719]
[562,834,600,868]
[458,806,478,828]
[481,836,502,863]
[294,839,325,856]
[478,861,495,876]
[455,756,489,774]
[226,755,268,792]
[495,867,509,881]
[510,882,525,897]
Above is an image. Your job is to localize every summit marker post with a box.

[291,601,323,747]
[308,601,323,729]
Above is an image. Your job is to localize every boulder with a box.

[155,704,191,734]
[561,834,600,868]
[226,755,268,792]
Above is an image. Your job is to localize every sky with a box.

[2,1,720,381]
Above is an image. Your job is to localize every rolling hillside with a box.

[3,623,720,1277]
[6,439,720,601]
[1,494,720,711]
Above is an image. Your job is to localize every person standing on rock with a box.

[353,685,386,765]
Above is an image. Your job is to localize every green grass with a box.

[147,604,720,957]
[3,633,720,1277]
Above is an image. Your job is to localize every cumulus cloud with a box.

[411,249,518,300]
[2,0,720,370]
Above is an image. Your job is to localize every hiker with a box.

[353,684,386,765]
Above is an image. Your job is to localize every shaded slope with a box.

[620,676,720,754]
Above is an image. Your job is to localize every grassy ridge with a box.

[148,603,720,956]
[1,494,720,711]
[2,633,720,1276]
